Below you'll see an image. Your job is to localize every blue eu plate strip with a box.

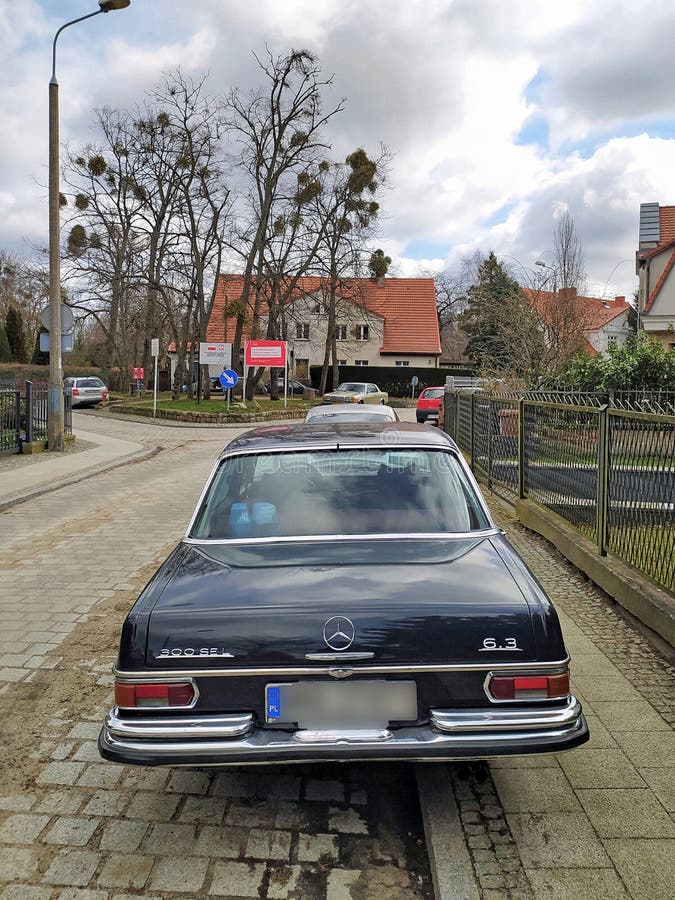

[267,686,280,720]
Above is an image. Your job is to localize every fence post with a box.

[518,398,525,500]
[487,398,493,488]
[596,405,610,556]
[15,389,21,450]
[469,393,475,471]
[25,380,33,445]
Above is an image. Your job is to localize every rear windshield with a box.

[77,378,104,388]
[422,388,444,399]
[190,448,489,540]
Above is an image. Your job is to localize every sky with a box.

[3,0,675,301]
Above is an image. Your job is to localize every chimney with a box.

[559,287,577,300]
[614,295,625,306]
[376,276,385,287]
[639,202,659,249]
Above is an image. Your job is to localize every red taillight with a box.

[72,388,79,396]
[488,672,569,701]
[114,681,195,708]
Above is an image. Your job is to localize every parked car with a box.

[305,404,399,424]
[264,378,307,396]
[322,382,388,405]
[100,422,588,767]
[416,386,445,424]
[64,376,109,408]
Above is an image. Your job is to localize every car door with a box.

[365,384,380,404]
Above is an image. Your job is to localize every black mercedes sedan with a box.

[99,423,588,766]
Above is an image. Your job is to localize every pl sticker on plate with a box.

[266,686,280,720]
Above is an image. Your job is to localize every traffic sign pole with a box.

[151,338,159,418]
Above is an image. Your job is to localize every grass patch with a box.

[127,396,319,413]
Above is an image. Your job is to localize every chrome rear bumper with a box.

[99,696,588,766]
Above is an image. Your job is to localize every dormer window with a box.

[355,324,369,341]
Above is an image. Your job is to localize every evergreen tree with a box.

[461,252,541,377]
[0,321,11,362]
[5,306,28,362]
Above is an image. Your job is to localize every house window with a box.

[336,324,347,341]
[355,324,369,341]
[354,359,369,366]
[295,322,309,340]
[337,359,347,366]
[312,301,328,313]
[395,360,410,366]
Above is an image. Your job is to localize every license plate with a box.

[265,681,417,727]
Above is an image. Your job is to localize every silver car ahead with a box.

[65,376,109,408]
[305,404,399,424]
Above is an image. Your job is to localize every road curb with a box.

[0,445,161,513]
[416,764,480,900]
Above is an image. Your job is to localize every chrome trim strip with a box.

[106,711,254,740]
[115,677,200,711]
[304,652,375,661]
[431,697,581,733]
[182,529,500,547]
[114,658,570,680]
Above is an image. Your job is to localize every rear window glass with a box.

[422,388,444,399]
[77,378,104,388]
[190,448,489,540]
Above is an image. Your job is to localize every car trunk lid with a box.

[145,538,537,667]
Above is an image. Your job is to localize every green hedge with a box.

[0,363,104,385]
[310,363,476,397]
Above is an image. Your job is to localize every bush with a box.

[0,363,104,386]
[558,333,675,392]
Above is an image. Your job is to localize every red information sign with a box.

[132,367,145,380]
[244,340,287,368]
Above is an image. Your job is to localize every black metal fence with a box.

[443,389,675,594]
[0,388,21,456]
[0,381,72,455]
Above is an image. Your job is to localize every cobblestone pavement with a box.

[461,493,675,900]
[0,413,430,899]
[0,414,673,899]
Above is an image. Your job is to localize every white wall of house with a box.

[587,312,634,354]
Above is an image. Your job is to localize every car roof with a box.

[307,404,395,416]
[221,421,457,456]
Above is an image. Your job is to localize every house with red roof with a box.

[523,287,633,357]
[201,274,441,378]
[636,202,675,350]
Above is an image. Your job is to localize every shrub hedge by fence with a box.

[0,363,104,385]
[309,364,476,397]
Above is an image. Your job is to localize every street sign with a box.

[41,304,74,333]
[245,340,287,368]
[151,338,159,357]
[132,366,145,380]
[411,375,419,387]
[219,369,239,389]
[199,342,232,368]
[40,332,73,353]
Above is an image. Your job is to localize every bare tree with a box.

[553,209,586,292]
[226,49,345,398]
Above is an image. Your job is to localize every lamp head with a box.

[99,0,131,12]
[535,260,547,268]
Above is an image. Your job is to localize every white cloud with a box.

[2,0,674,306]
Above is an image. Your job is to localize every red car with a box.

[416,386,444,424]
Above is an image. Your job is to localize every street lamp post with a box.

[535,259,557,294]
[48,0,130,451]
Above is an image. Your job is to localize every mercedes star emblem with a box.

[322,616,355,651]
